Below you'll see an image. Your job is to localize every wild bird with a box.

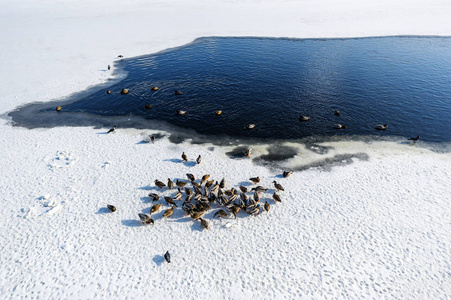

[282,171,293,178]
[219,178,226,189]
[56,106,62,112]
[299,115,310,121]
[164,251,171,263]
[148,193,159,202]
[186,173,195,182]
[408,135,420,142]
[150,203,162,214]
[154,179,166,189]
[196,155,202,164]
[334,110,341,116]
[201,174,210,184]
[175,90,184,95]
[273,181,285,191]
[333,124,347,129]
[229,206,240,219]
[117,55,124,58]
[138,213,154,225]
[214,110,222,116]
[151,86,159,91]
[214,209,229,218]
[190,211,205,220]
[108,65,111,70]
[272,192,282,202]
[205,179,214,188]
[165,196,177,207]
[249,176,260,185]
[181,152,188,162]
[120,88,129,95]
[264,201,270,213]
[244,148,252,157]
[173,188,183,200]
[176,110,186,115]
[199,218,209,230]
[244,124,256,130]
[239,185,248,193]
[107,204,116,212]
[150,136,155,143]
[375,124,388,130]
[163,206,176,218]
[144,104,152,109]
[251,186,267,192]
[167,178,174,189]
[107,125,116,133]
[176,179,187,187]
[106,90,111,94]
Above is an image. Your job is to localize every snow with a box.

[1,0,451,299]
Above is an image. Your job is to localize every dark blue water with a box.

[11,36,451,142]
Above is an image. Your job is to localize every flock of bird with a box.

[106,151,293,231]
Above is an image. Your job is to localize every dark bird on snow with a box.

[190,211,205,220]
[239,185,248,193]
[150,136,155,143]
[163,206,176,218]
[150,203,162,214]
[176,179,187,187]
[264,201,270,213]
[251,186,267,192]
[154,179,166,189]
[229,206,240,219]
[148,193,159,202]
[107,204,116,212]
[273,181,285,191]
[165,197,177,207]
[108,65,111,70]
[182,152,188,162]
[164,251,171,263]
[272,192,282,202]
[196,155,202,164]
[174,90,183,95]
[167,178,174,189]
[138,213,154,225]
[199,218,209,230]
[205,179,214,188]
[219,178,226,189]
[283,171,293,178]
[408,136,420,142]
[186,173,195,182]
[249,177,260,185]
[244,148,252,157]
[173,188,183,200]
[201,174,210,184]
[117,55,124,58]
[214,209,229,218]
[107,125,116,133]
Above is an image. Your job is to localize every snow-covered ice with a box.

[1,0,451,299]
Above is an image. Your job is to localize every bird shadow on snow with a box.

[96,132,109,135]
[153,255,165,266]
[238,181,253,187]
[138,185,159,191]
[272,174,284,179]
[164,158,197,168]
[121,219,143,227]
[95,207,110,214]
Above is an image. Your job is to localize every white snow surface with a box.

[1,0,451,299]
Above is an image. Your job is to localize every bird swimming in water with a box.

[375,124,388,130]
[144,104,152,109]
[249,177,260,185]
[163,206,176,218]
[408,136,420,142]
[151,86,159,91]
[107,204,116,212]
[333,124,347,129]
[273,181,285,191]
[264,201,270,213]
[56,106,62,112]
[150,203,162,214]
[107,125,116,133]
[176,110,186,115]
[299,115,310,121]
[167,178,174,189]
[283,171,293,178]
[120,88,129,95]
[174,90,183,95]
[106,90,111,94]
[155,179,166,189]
[138,213,154,225]
[334,110,341,116]
[215,110,222,116]
[164,251,171,263]
[244,124,256,130]
[196,155,202,164]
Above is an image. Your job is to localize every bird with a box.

[108,65,111,70]
[215,110,222,116]
[190,211,205,220]
[283,171,293,178]
[375,124,388,130]
[229,206,240,219]
[199,218,209,230]
[148,193,159,202]
[333,124,347,129]
[219,178,226,189]
[165,197,177,207]
[107,125,116,133]
[334,110,341,116]
[239,186,248,193]
[154,179,166,189]
[117,55,124,58]
[175,90,184,95]
[176,179,187,187]
[167,178,174,189]
[408,136,420,142]
[176,110,186,115]
[164,251,171,263]
[214,209,229,218]
[273,181,285,191]
[181,152,188,162]
[205,180,214,188]
[186,173,195,182]
[272,192,282,202]
[249,177,260,185]
[107,205,116,212]
[244,148,252,157]
[120,88,129,94]
[196,155,202,164]
[244,124,256,130]
[150,136,155,143]
[251,186,267,192]
[144,104,152,109]
[150,203,162,214]
[151,86,159,91]
[55,106,62,112]
[299,115,310,121]
[138,213,154,225]
[106,90,111,94]
[201,174,210,184]
[173,188,183,200]
[163,206,176,218]
[264,201,270,213]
